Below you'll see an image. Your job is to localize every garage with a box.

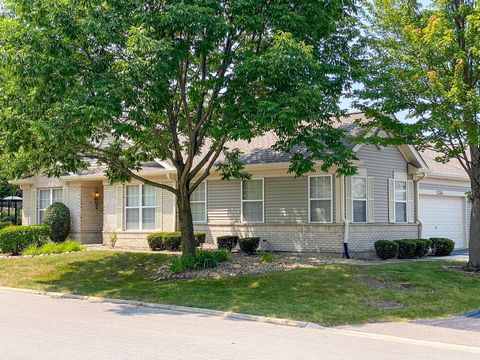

[419,194,467,249]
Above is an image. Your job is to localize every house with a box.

[12,112,471,254]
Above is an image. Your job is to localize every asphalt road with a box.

[0,289,479,360]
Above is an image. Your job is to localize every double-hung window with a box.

[241,179,264,223]
[394,180,407,223]
[191,182,207,223]
[309,176,332,223]
[125,184,156,230]
[352,177,367,223]
[38,188,63,224]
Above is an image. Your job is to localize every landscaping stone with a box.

[153,253,358,281]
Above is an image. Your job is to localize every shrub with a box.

[238,237,261,255]
[0,225,51,255]
[217,235,239,251]
[0,221,11,230]
[147,233,166,251]
[169,250,231,274]
[415,239,432,257]
[374,240,399,260]
[23,240,85,255]
[163,232,182,251]
[194,232,206,248]
[393,239,417,259]
[430,238,455,256]
[43,202,71,243]
[260,252,277,263]
[413,240,427,258]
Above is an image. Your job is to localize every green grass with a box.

[0,250,478,326]
[23,240,85,255]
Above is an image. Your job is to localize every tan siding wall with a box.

[265,177,307,223]
[79,183,103,243]
[207,180,241,224]
[356,145,408,223]
[21,187,33,226]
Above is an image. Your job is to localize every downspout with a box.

[415,171,427,238]
[343,216,350,259]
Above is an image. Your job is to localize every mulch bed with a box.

[153,253,360,281]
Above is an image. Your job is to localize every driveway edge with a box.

[0,285,316,329]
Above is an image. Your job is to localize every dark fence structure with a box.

[0,196,22,225]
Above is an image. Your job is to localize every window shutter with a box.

[335,175,343,223]
[367,177,375,223]
[31,188,37,225]
[62,186,69,206]
[155,187,163,230]
[388,178,395,223]
[407,180,414,223]
[345,177,352,222]
[115,185,124,230]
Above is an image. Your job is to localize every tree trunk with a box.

[467,147,480,271]
[176,187,196,255]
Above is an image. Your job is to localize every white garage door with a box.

[419,195,466,248]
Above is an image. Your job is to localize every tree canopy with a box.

[0,0,360,253]
[357,0,480,270]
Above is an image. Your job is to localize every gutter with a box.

[415,170,428,238]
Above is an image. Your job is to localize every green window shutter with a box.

[116,185,124,230]
[345,177,353,222]
[62,186,69,206]
[31,188,37,225]
[388,178,395,223]
[367,177,375,223]
[407,180,414,223]
[155,187,163,230]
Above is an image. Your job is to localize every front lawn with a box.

[0,251,478,326]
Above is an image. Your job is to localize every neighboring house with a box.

[12,113,471,254]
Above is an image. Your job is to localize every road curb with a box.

[0,286,316,329]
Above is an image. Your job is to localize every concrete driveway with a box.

[1,290,480,360]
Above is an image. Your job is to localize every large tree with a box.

[0,0,359,254]
[357,0,480,270]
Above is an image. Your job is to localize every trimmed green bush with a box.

[217,235,239,251]
[416,239,432,257]
[393,239,417,259]
[43,202,71,243]
[147,232,206,252]
[23,240,85,256]
[430,238,455,256]
[0,225,51,255]
[163,232,182,251]
[238,237,261,255]
[194,232,206,248]
[147,233,166,251]
[374,240,399,260]
[413,240,427,258]
[0,221,11,230]
[169,250,231,274]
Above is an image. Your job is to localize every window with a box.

[241,179,264,223]
[38,188,63,224]
[309,176,332,223]
[394,180,407,223]
[352,177,367,223]
[125,184,156,230]
[191,182,207,223]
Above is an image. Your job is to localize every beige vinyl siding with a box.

[207,180,241,224]
[265,177,308,223]
[357,144,408,223]
[161,187,176,231]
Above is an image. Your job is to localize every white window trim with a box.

[394,179,408,223]
[37,187,63,224]
[124,184,157,231]
[191,181,208,224]
[241,178,265,224]
[351,176,367,224]
[308,175,333,224]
